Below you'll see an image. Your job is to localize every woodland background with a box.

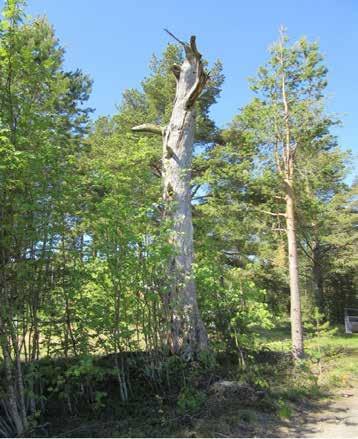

[0,0,357,437]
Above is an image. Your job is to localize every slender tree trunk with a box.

[285,178,304,359]
[279,28,304,359]
[312,237,324,311]
[2,343,25,435]
[133,33,208,357]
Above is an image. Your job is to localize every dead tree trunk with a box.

[133,32,208,358]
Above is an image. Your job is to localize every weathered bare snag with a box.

[133,31,208,358]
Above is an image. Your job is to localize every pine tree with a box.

[204,29,340,359]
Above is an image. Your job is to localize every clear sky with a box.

[3,0,358,179]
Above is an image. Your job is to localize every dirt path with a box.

[283,386,358,438]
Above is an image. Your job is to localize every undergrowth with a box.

[1,329,357,438]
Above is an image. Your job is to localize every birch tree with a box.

[132,32,209,357]
[0,0,91,433]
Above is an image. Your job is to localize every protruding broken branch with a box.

[164,28,187,48]
[163,30,209,110]
[165,145,175,159]
[132,124,164,136]
[186,67,208,109]
[171,64,181,81]
[189,35,200,58]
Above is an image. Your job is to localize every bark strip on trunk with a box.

[133,32,208,358]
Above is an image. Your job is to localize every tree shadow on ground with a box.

[272,392,358,438]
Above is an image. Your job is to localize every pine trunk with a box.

[285,178,304,359]
[133,34,208,358]
[279,36,304,359]
[162,54,207,357]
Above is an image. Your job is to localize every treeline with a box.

[0,0,356,436]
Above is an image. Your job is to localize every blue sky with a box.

[4,0,358,179]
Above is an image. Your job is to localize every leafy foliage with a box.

[0,2,356,436]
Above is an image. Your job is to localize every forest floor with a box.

[176,331,358,438]
[279,337,358,438]
[18,329,358,438]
